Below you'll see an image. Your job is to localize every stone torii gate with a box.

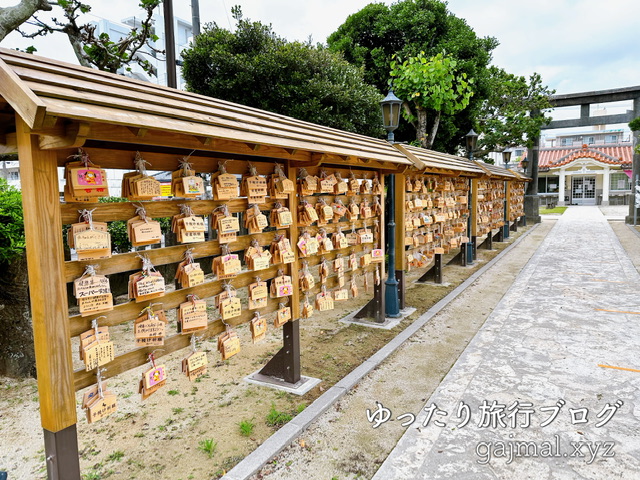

[524,85,640,223]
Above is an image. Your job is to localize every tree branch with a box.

[0,0,52,42]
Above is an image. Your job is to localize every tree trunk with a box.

[0,253,36,377]
[416,106,428,149]
[426,110,442,150]
[0,0,51,42]
[66,31,92,68]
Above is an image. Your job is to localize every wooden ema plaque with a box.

[140,364,167,400]
[334,289,349,301]
[77,294,113,317]
[214,173,239,200]
[81,336,115,371]
[129,271,165,303]
[68,222,108,249]
[220,297,242,321]
[316,291,334,311]
[250,315,267,343]
[270,275,293,298]
[275,307,291,327]
[243,175,268,203]
[175,215,207,244]
[182,351,208,381]
[79,328,109,361]
[85,392,117,423]
[74,229,111,260]
[65,160,109,198]
[128,216,162,247]
[218,330,240,360]
[371,248,384,263]
[74,274,113,316]
[134,310,168,346]
[178,299,208,334]
[175,261,205,288]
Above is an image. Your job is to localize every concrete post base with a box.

[525,194,541,224]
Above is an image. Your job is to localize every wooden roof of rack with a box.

[394,143,485,176]
[0,48,411,168]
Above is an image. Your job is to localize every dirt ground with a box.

[0,221,559,480]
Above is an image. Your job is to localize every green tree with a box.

[181,9,383,138]
[0,177,25,263]
[19,0,162,76]
[328,0,497,151]
[390,52,473,149]
[475,68,554,157]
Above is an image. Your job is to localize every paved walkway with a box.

[373,206,640,479]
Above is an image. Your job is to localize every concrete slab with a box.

[374,206,640,480]
[339,307,417,329]
[244,372,321,396]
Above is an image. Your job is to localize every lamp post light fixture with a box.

[502,150,512,169]
[465,129,478,161]
[380,90,403,143]
[521,157,529,174]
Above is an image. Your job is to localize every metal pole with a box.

[163,0,177,88]
[503,181,509,239]
[466,160,474,265]
[385,174,400,317]
[635,175,638,226]
[191,0,201,37]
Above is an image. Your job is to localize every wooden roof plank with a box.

[5,52,400,155]
[37,98,408,164]
[0,57,46,129]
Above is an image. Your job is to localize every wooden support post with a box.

[258,162,302,384]
[17,117,80,479]
[495,226,504,242]
[418,253,442,284]
[355,172,386,322]
[511,220,518,232]
[471,236,477,260]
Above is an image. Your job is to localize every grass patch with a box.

[265,404,293,427]
[239,419,255,437]
[540,206,568,215]
[107,450,124,462]
[198,438,218,458]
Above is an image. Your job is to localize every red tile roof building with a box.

[522,142,633,206]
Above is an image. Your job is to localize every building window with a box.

[514,149,523,157]
[610,172,630,191]
[538,176,559,194]
[605,135,618,143]
[9,171,19,180]
[561,138,573,146]
[585,136,594,144]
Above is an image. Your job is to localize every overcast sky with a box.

[2,0,639,126]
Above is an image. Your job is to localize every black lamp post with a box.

[465,129,478,264]
[380,90,402,318]
[521,157,529,174]
[380,90,402,143]
[502,150,511,239]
